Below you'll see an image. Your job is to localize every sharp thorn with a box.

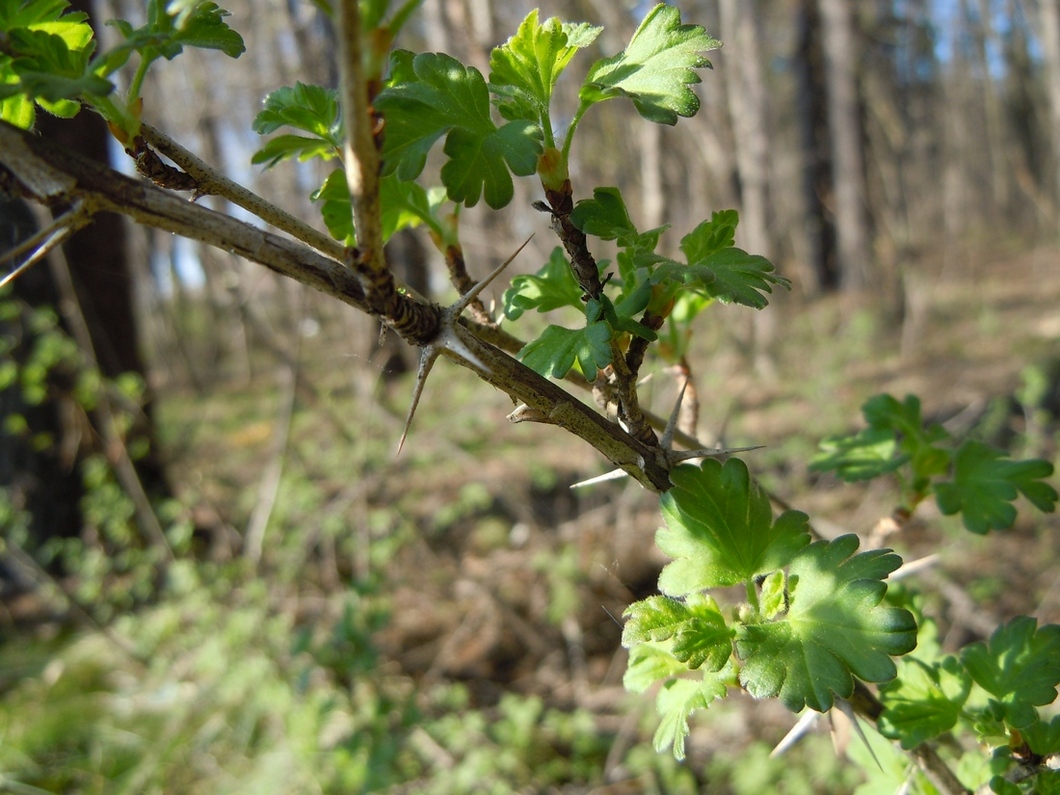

[661,378,689,451]
[770,710,820,758]
[571,468,629,488]
[670,445,764,462]
[449,234,533,315]
[397,345,440,456]
[834,699,885,772]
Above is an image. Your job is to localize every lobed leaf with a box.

[502,247,584,321]
[488,9,600,123]
[311,168,437,246]
[251,83,342,167]
[1023,714,1060,757]
[657,459,811,593]
[623,643,684,694]
[517,322,611,379]
[651,665,733,760]
[736,535,918,713]
[934,440,1057,534]
[960,616,1060,728]
[622,593,733,672]
[580,4,719,125]
[878,656,971,749]
[810,427,905,481]
[375,51,543,209]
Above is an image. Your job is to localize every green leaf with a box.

[162,1,244,57]
[1023,714,1060,756]
[960,617,1060,728]
[580,4,719,125]
[623,643,685,694]
[878,656,971,749]
[251,83,342,166]
[312,168,438,245]
[517,322,611,379]
[375,51,543,209]
[810,427,905,481]
[251,133,337,167]
[736,535,918,713]
[652,665,733,760]
[657,459,811,592]
[677,209,738,260]
[252,83,342,141]
[502,247,584,321]
[759,570,787,620]
[622,593,733,671]
[811,393,953,487]
[570,186,638,245]
[311,168,355,245]
[934,440,1057,534]
[662,245,790,309]
[488,9,600,123]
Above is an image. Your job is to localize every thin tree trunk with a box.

[793,0,835,293]
[819,0,872,289]
[1037,0,1060,231]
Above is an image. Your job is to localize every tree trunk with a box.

[793,0,836,292]
[1037,0,1060,229]
[819,0,872,289]
[0,0,168,568]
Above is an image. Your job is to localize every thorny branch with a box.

[0,119,670,490]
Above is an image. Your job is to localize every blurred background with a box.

[1,0,1058,792]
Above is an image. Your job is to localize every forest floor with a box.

[168,238,1060,756]
[2,238,1058,792]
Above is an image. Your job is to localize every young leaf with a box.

[652,665,733,760]
[678,209,738,260]
[580,4,719,125]
[654,243,789,310]
[517,322,611,379]
[375,51,543,209]
[934,440,1057,534]
[110,1,244,63]
[960,617,1060,729]
[878,656,972,749]
[657,459,811,593]
[811,393,953,487]
[488,9,601,123]
[622,593,733,671]
[252,83,341,140]
[312,168,436,245]
[1023,714,1060,757]
[251,83,342,166]
[569,186,640,246]
[502,247,584,321]
[623,643,685,694]
[736,535,918,713]
[810,427,905,481]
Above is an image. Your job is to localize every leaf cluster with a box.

[622,459,917,758]
[503,193,789,379]
[879,616,1060,793]
[375,4,718,208]
[811,393,1057,533]
[0,0,243,133]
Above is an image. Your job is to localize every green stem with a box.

[126,53,156,108]
[541,109,556,150]
[560,100,591,170]
[745,579,760,617]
